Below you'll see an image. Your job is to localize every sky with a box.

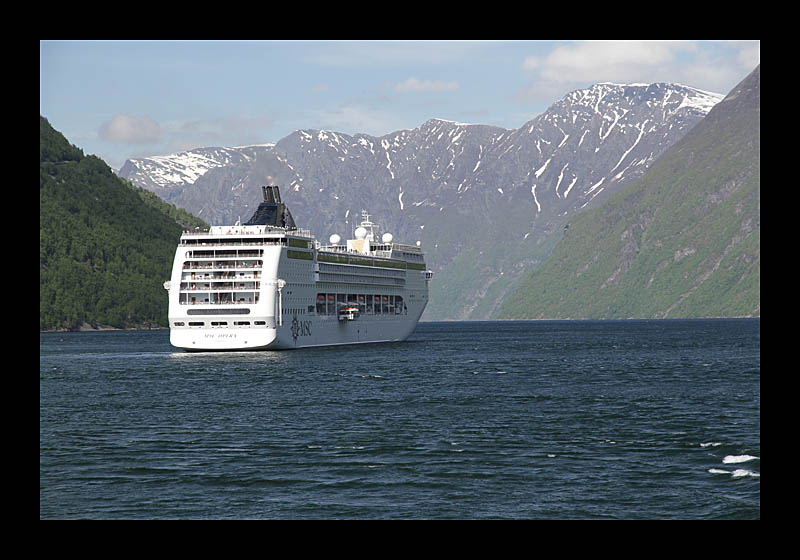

[40,40,760,170]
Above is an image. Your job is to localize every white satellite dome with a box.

[329,234,341,245]
[354,226,368,239]
[382,232,393,244]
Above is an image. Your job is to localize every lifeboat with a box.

[338,306,360,321]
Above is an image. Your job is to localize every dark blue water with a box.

[40,319,760,519]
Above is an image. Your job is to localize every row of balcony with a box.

[180,282,260,291]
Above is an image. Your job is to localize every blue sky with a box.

[40,40,759,170]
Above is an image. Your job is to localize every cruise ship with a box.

[164,185,432,350]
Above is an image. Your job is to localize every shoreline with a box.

[40,322,168,333]
[40,316,759,334]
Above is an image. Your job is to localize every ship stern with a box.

[170,325,278,351]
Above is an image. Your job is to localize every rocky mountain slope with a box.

[499,66,760,319]
[119,82,724,320]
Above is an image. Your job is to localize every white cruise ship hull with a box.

[167,302,426,352]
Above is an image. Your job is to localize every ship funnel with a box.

[261,185,282,203]
[246,185,296,229]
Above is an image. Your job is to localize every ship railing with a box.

[182,262,262,269]
[318,244,348,253]
[180,284,260,291]
[390,242,423,253]
[181,227,312,238]
[317,245,401,260]
[179,301,257,305]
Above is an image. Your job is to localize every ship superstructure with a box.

[164,185,432,350]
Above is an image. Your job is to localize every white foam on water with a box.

[732,469,760,478]
[708,467,760,478]
[723,455,759,464]
[700,442,722,448]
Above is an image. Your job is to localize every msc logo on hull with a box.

[291,315,312,344]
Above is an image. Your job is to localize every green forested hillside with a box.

[499,66,760,320]
[40,116,207,330]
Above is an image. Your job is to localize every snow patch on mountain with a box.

[120,144,275,190]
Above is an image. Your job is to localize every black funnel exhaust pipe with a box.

[245,185,296,229]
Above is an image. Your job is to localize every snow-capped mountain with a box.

[119,144,275,192]
[119,82,723,320]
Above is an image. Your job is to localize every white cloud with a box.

[96,113,278,162]
[98,114,162,144]
[393,77,460,93]
[522,41,695,82]
[736,41,761,70]
[516,40,759,104]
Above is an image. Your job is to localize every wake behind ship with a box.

[164,186,433,350]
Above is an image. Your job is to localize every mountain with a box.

[498,66,760,319]
[40,116,208,331]
[118,82,724,320]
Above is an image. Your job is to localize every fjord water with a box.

[40,319,760,519]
